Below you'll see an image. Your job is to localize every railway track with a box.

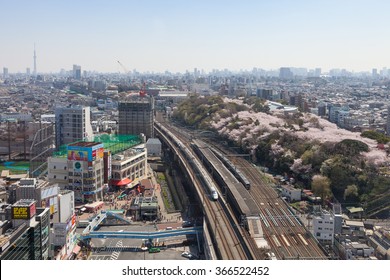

[232,155,327,259]
[202,137,326,259]
[156,123,248,259]
[157,121,327,259]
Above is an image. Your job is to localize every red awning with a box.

[111,178,132,186]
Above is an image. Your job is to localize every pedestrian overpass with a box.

[78,210,203,246]
[79,227,203,240]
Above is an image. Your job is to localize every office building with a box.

[52,190,77,260]
[3,67,8,79]
[0,200,50,260]
[314,68,321,77]
[55,105,93,149]
[118,97,154,139]
[372,68,378,78]
[15,178,59,216]
[279,67,293,79]
[73,64,81,80]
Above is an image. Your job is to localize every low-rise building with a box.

[145,138,162,157]
[110,145,147,190]
[280,184,301,202]
[335,236,375,260]
[367,226,390,260]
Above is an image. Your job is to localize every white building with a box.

[145,138,162,157]
[280,184,301,202]
[52,190,77,260]
[111,145,147,189]
[312,208,335,245]
[48,157,69,190]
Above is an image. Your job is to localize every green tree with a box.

[344,184,359,201]
[311,175,332,204]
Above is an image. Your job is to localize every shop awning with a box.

[111,178,132,186]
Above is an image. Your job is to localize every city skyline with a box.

[1,0,390,73]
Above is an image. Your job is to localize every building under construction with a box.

[118,97,155,139]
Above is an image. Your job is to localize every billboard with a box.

[68,150,88,161]
[67,143,104,161]
[11,203,36,220]
[41,197,56,215]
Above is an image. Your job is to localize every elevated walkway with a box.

[81,210,131,235]
[79,227,203,240]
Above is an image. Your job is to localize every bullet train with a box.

[155,121,218,201]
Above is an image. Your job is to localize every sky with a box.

[1,0,390,74]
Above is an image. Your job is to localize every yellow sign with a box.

[12,207,28,219]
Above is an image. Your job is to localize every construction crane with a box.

[139,82,146,97]
[117,60,130,75]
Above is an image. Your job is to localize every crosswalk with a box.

[110,240,123,260]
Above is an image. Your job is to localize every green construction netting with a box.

[53,134,141,157]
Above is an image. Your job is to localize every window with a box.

[64,166,67,170]
[53,166,56,169]
[53,175,56,179]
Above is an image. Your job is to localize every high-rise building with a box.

[55,105,93,149]
[26,67,31,76]
[314,68,322,77]
[51,189,77,260]
[33,44,37,77]
[73,64,81,79]
[279,67,293,79]
[118,97,155,139]
[372,68,378,78]
[3,67,8,79]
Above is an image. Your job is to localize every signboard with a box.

[68,143,104,162]
[68,150,88,161]
[11,203,36,220]
[107,151,112,179]
[74,161,82,172]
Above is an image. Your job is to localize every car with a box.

[182,221,193,228]
[266,252,277,260]
[181,251,198,260]
[149,247,160,253]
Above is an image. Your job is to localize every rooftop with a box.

[54,134,141,157]
[13,199,35,207]
[68,141,101,148]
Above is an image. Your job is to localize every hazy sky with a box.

[1,0,390,73]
